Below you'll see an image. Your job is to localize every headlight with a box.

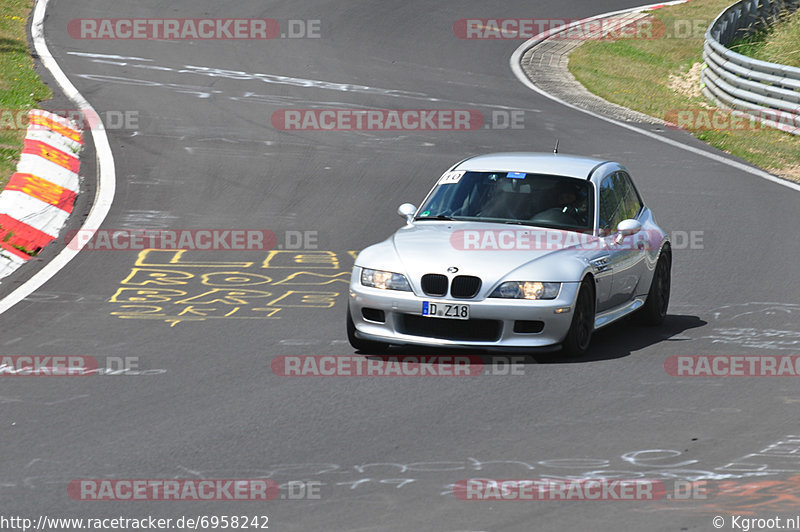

[490,281,561,300]
[360,268,412,291]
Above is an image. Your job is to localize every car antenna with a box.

[553,140,559,154]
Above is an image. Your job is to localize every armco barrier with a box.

[702,0,800,135]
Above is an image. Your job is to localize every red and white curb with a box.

[0,110,82,279]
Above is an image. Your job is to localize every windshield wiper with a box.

[502,220,538,227]
[415,215,455,221]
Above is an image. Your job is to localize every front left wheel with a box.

[640,246,671,326]
[561,279,595,357]
[347,304,389,353]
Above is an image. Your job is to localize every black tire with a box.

[347,304,389,353]
[640,246,671,326]
[561,279,595,357]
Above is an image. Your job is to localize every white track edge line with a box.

[0,0,116,314]
[509,1,800,194]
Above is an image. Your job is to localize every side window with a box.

[616,172,643,220]
[598,175,623,234]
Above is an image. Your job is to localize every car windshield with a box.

[416,171,593,231]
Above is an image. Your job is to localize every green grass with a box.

[568,0,800,181]
[0,0,52,188]
[729,9,800,68]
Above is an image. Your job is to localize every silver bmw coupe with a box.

[347,152,671,356]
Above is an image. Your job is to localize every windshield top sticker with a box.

[507,172,526,179]
[438,171,465,185]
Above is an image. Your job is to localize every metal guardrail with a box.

[702,0,800,135]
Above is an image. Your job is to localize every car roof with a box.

[454,152,613,179]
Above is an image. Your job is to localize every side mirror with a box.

[397,203,417,224]
[614,219,642,244]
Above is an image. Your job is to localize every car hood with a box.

[383,221,597,293]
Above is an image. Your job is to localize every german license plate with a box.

[422,301,469,320]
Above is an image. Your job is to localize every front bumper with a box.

[349,271,580,351]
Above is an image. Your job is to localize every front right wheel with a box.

[561,279,595,357]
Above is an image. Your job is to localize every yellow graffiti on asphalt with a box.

[111,250,356,326]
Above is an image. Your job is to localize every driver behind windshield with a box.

[529,181,589,227]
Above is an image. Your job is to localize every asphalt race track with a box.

[1,0,799,530]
